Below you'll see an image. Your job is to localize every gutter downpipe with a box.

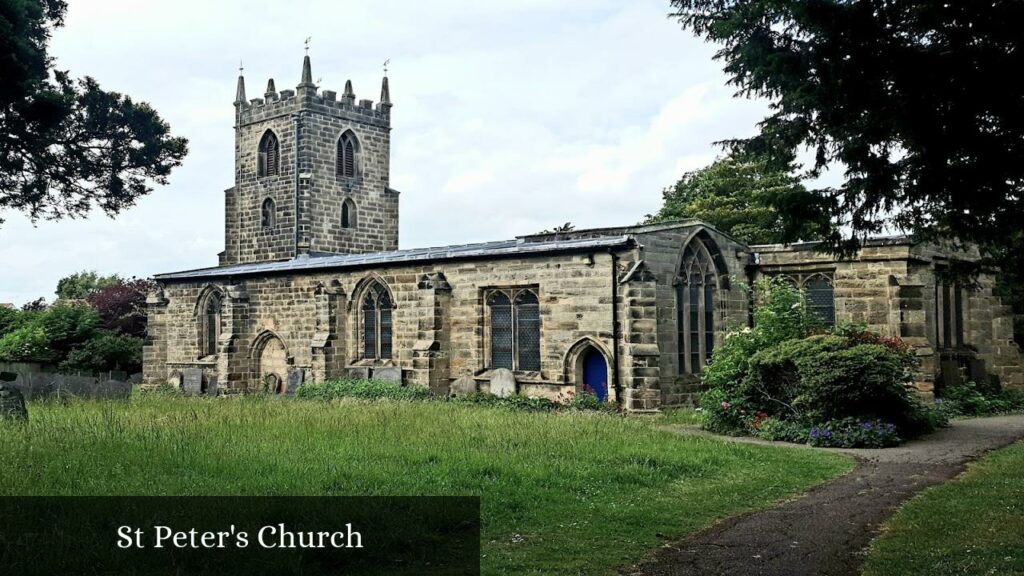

[609,248,623,409]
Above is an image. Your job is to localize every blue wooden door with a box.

[582,349,608,401]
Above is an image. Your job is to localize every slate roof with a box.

[155,235,635,281]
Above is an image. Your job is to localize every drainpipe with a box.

[291,111,305,257]
[609,249,622,408]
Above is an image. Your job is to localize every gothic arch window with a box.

[676,240,718,374]
[361,283,393,360]
[341,198,357,229]
[261,197,276,229]
[336,130,360,179]
[487,288,541,372]
[200,291,223,358]
[802,274,836,327]
[258,130,280,177]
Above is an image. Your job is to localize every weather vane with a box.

[239,60,244,74]
[304,37,312,55]
[383,58,390,76]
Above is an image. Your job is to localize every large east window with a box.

[677,241,717,374]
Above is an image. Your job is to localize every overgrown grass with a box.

[654,407,705,426]
[863,441,1024,576]
[0,395,852,575]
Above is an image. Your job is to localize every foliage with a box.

[35,301,100,355]
[807,419,901,449]
[85,277,154,338]
[295,379,435,402]
[700,280,939,446]
[0,305,25,337]
[863,442,1024,576]
[57,331,143,374]
[0,0,188,228]
[0,324,53,363]
[936,381,1024,418]
[669,1,1024,276]
[55,271,122,300]
[646,152,825,244]
[450,392,560,412]
[0,395,852,574]
[21,297,48,311]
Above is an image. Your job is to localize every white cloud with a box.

[0,0,771,305]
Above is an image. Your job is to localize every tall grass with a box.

[0,395,851,575]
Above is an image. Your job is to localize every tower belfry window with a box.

[261,198,276,229]
[258,130,280,177]
[337,131,359,178]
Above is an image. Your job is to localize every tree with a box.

[86,277,154,338]
[668,1,1024,261]
[645,153,830,245]
[0,0,188,228]
[55,270,122,300]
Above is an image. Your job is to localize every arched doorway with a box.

[257,335,288,394]
[581,348,609,401]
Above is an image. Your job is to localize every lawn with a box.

[863,440,1024,576]
[0,395,851,575]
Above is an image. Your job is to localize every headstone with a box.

[182,368,204,395]
[286,367,304,395]
[107,370,129,382]
[0,384,28,421]
[204,375,219,397]
[345,367,371,381]
[450,375,477,397]
[489,369,517,398]
[371,367,402,384]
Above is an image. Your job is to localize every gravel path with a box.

[622,415,1024,576]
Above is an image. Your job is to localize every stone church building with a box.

[143,56,1024,410]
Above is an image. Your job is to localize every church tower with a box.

[222,55,398,265]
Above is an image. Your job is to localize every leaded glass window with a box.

[488,289,541,371]
[935,267,965,349]
[362,283,393,360]
[201,293,222,357]
[677,242,717,374]
[804,274,835,327]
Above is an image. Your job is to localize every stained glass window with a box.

[677,239,717,374]
[515,291,540,371]
[488,292,513,370]
[488,289,541,371]
[362,283,394,360]
[804,275,835,327]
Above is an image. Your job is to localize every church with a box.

[143,56,1024,410]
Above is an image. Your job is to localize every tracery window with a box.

[337,130,359,178]
[676,242,717,374]
[767,272,836,327]
[487,289,541,371]
[261,197,276,229]
[362,283,393,360]
[258,130,280,177]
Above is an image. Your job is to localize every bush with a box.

[807,418,901,448]
[36,302,100,355]
[565,391,614,411]
[58,331,144,374]
[751,417,809,443]
[295,379,434,401]
[0,325,53,363]
[449,392,560,412]
[937,381,1024,417]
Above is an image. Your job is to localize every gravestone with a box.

[286,368,304,395]
[371,367,402,384]
[204,375,218,397]
[182,368,204,395]
[345,367,371,381]
[0,384,27,421]
[489,369,517,398]
[450,375,477,397]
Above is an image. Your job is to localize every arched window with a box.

[362,284,393,360]
[336,131,359,178]
[261,197,276,229]
[676,240,717,374]
[258,130,280,177]
[488,289,541,371]
[803,274,836,327]
[201,292,223,357]
[341,198,357,229]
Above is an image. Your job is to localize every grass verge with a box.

[863,440,1024,576]
[0,395,852,575]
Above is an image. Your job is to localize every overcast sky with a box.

[0,0,772,305]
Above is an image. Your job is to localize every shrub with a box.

[700,388,751,434]
[937,381,1024,417]
[295,379,434,401]
[565,391,612,411]
[752,417,809,443]
[807,418,901,448]
[449,392,559,412]
[0,325,53,363]
[86,278,155,338]
[0,306,25,338]
[58,331,144,374]
[36,302,100,355]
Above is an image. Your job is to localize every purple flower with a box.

[810,427,820,439]
[860,422,873,430]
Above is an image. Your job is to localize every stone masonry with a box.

[143,55,1024,410]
